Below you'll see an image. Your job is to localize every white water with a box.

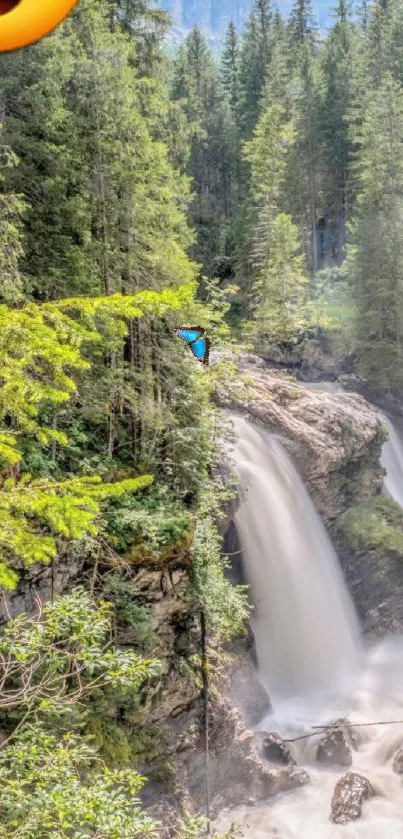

[381,417,403,508]
[215,636,403,838]
[232,416,362,701]
[215,413,403,838]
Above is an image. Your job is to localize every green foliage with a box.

[102,573,158,650]
[346,71,403,388]
[190,477,250,641]
[340,496,403,557]
[0,725,158,839]
[171,27,237,276]
[105,490,193,563]
[0,136,26,305]
[0,588,160,716]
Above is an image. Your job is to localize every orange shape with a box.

[0,0,79,52]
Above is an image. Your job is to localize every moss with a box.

[340,496,403,558]
[287,389,303,400]
[87,716,132,767]
[129,724,174,782]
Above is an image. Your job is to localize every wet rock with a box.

[229,654,271,728]
[261,732,296,766]
[330,771,374,824]
[176,694,309,819]
[316,719,355,767]
[392,746,403,774]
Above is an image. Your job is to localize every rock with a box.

[229,654,271,728]
[339,373,403,418]
[221,357,403,636]
[392,746,403,774]
[330,772,374,824]
[222,359,385,523]
[261,732,296,766]
[316,719,355,767]
[143,794,181,839]
[175,694,309,819]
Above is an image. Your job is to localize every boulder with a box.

[229,653,271,728]
[175,694,309,819]
[392,746,403,774]
[330,771,374,824]
[261,732,296,766]
[222,359,385,524]
[316,719,355,767]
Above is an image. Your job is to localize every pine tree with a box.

[0,40,93,301]
[0,136,26,304]
[319,0,355,264]
[386,0,403,85]
[172,27,236,277]
[221,21,240,112]
[347,73,403,388]
[242,102,309,350]
[288,0,317,50]
[238,0,273,140]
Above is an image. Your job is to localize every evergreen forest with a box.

[0,0,402,836]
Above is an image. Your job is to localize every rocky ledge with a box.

[222,355,385,524]
[220,355,403,636]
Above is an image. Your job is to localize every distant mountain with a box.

[160,0,336,37]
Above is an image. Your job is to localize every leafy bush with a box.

[0,588,160,721]
[340,496,403,556]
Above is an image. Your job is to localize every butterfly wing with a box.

[189,335,210,365]
[175,326,204,344]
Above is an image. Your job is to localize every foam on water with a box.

[215,412,403,838]
[214,637,403,838]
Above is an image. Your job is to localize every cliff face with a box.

[224,356,385,523]
[224,356,403,638]
[4,357,402,820]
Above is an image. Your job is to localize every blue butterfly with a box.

[175,326,210,365]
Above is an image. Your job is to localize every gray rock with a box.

[392,746,403,774]
[330,771,373,824]
[222,358,384,523]
[176,695,309,819]
[229,655,271,728]
[316,719,355,767]
[261,732,296,766]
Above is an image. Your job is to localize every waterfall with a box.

[215,404,403,839]
[231,415,362,702]
[381,417,403,507]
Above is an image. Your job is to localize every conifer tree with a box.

[283,0,323,273]
[347,73,403,388]
[0,136,26,304]
[238,0,273,140]
[172,27,235,276]
[319,0,355,263]
[242,102,309,350]
[288,0,317,50]
[221,21,240,112]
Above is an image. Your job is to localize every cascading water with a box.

[381,417,403,507]
[232,415,362,701]
[214,400,403,838]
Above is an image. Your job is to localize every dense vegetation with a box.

[0,0,402,835]
[172,0,403,390]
